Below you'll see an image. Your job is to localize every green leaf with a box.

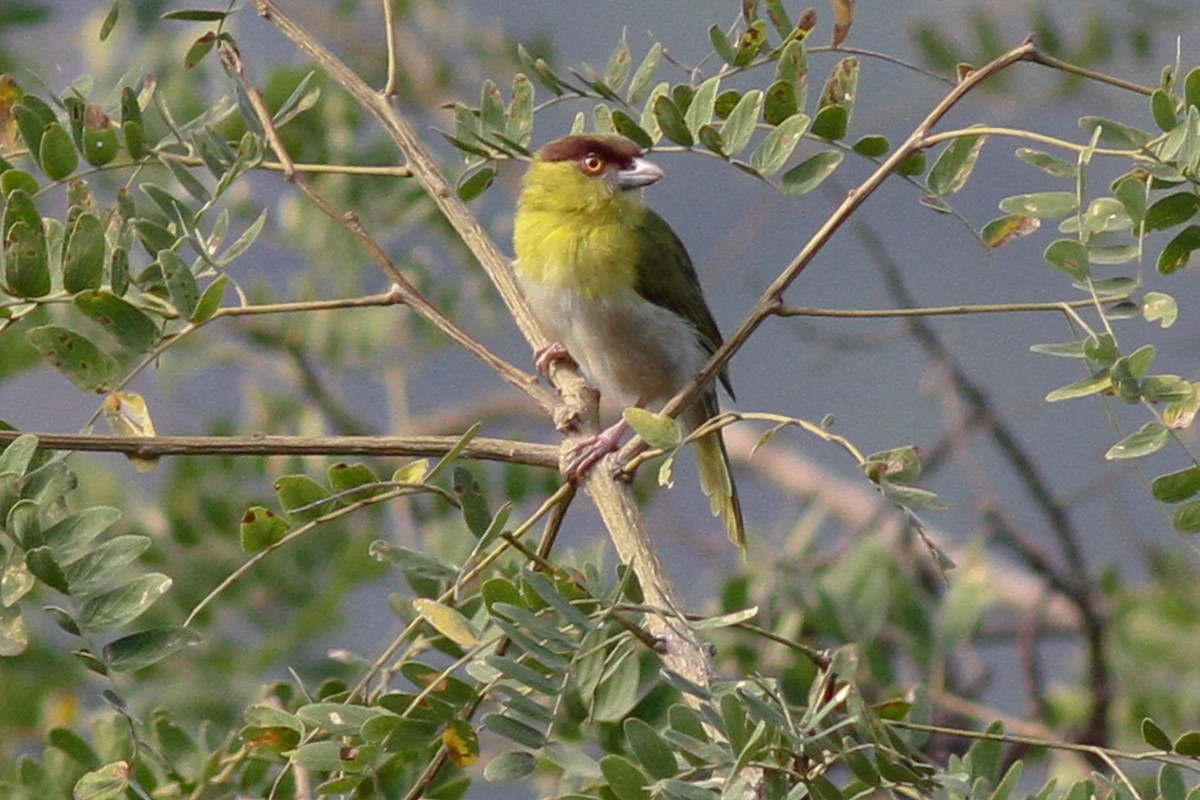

[104,626,202,672]
[1080,336,1114,369]
[1142,375,1196,403]
[708,24,738,65]
[653,95,693,147]
[852,134,889,157]
[239,506,290,554]
[483,713,546,749]
[1142,718,1174,751]
[1145,192,1200,232]
[1152,89,1178,131]
[72,761,130,800]
[99,0,119,40]
[684,76,720,136]
[483,751,537,782]
[161,9,228,20]
[774,38,808,108]
[1,168,40,197]
[781,150,842,194]
[63,535,151,595]
[592,650,640,721]
[157,249,199,317]
[1014,147,1077,178]
[1105,422,1170,460]
[1174,730,1200,755]
[412,598,480,646]
[1186,66,1200,111]
[82,116,119,168]
[624,718,678,780]
[718,90,761,157]
[4,221,50,298]
[25,546,69,593]
[0,433,39,477]
[62,213,106,293]
[328,462,382,501]
[999,191,1077,218]
[749,112,809,175]
[626,43,662,105]
[600,754,649,800]
[762,79,797,126]
[810,57,858,141]
[880,480,948,510]
[1143,291,1177,328]
[479,79,505,133]
[77,573,172,633]
[1157,225,1200,274]
[604,32,632,90]
[216,208,268,265]
[38,122,78,181]
[623,408,682,449]
[295,702,382,736]
[926,133,987,197]
[611,110,653,150]
[274,475,333,521]
[453,466,491,537]
[3,187,40,237]
[506,74,534,148]
[1079,116,1153,149]
[1112,176,1148,226]
[1178,500,1200,539]
[1043,238,1088,280]
[73,291,159,352]
[191,274,227,324]
[26,326,118,393]
[1045,372,1110,402]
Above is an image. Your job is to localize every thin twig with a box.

[776,295,1132,318]
[0,430,558,467]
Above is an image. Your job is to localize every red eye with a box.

[581,154,605,175]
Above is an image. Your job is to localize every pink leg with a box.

[563,417,629,478]
[534,342,574,375]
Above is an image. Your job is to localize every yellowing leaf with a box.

[393,458,429,484]
[103,391,158,472]
[412,598,480,646]
[443,720,479,767]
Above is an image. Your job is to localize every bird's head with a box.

[518,134,664,215]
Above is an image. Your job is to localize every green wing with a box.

[632,208,734,398]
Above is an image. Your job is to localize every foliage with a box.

[0,1,1199,799]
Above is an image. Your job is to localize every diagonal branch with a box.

[246,0,717,690]
[634,38,1041,456]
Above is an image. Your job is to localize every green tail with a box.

[687,394,746,559]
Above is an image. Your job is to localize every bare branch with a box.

[0,430,558,467]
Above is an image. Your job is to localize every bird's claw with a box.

[562,419,629,479]
[534,342,574,375]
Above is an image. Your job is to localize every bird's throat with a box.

[514,202,643,300]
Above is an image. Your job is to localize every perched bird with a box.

[513,133,745,555]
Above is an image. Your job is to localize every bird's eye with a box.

[581,154,605,175]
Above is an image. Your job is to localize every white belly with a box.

[519,277,707,406]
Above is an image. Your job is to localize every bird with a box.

[512,133,745,556]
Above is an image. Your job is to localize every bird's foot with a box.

[563,419,629,479]
[534,342,575,375]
